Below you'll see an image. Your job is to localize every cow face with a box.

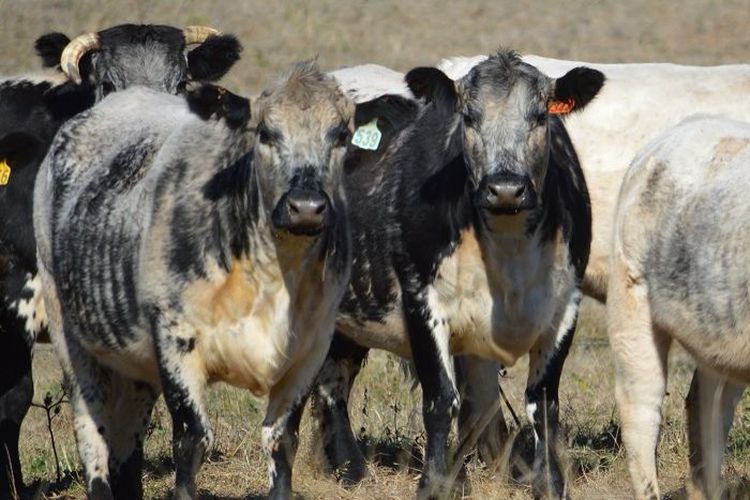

[253,61,354,237]
[51,24,241,100]
[407,51,603,218]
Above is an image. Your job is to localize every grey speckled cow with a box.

[33,61,353,499]
[608,115,750,500]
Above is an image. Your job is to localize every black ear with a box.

[405,67,458,115]
[42,81,96,121]
[551,67,605,115]
[187,34,242,82]
[354,94,419,130]
[186,84,250,129]
[0,132,45,168]
[34,32,71,69]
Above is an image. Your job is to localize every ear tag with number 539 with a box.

[351,119,382,151]
[0,159,10,186]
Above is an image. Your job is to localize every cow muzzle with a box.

[272,188,331,236]
[480,172,537,215]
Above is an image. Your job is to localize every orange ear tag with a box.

[0,159,10,186]
[548,98,576,115]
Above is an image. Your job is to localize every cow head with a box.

[38,24,241,101]
[253,61,354,238]
[407,50,603,219]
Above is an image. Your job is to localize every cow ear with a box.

[34,32,71,69]
[187,34,242,82]
[550,67,605,115]
[354,94,418,132]
[186,84,250,129]
[405,67,458,115]
[0,132,45,168]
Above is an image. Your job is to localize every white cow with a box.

[608,114,750,499]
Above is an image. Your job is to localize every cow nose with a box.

[487,181,526,205]
[484,174,534,213]
[287,191,328,233]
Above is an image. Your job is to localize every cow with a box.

[330,55,750,480]
[336,56,750,303]
[312,50,604,498]
[0,23,240,497]
[608,115,750,500]
[33,60,353,499]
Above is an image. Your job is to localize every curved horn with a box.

[183,26,219,45]
[60,32,100,84]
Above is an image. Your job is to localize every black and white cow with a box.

[312,50,603,498]
[34,61,353,499]
[0,24,240,497]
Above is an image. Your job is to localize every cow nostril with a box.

[488,183,500,196]
[288,199,301,214]
[514,185,525,198]
[314,201,326,214]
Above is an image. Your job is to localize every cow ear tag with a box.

[0,159,10,186]
[548,98,575,115]
[351,119,382,151]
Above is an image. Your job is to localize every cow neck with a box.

[218,152,339,291]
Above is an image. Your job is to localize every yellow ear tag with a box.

[351,119,382,151]
[0,159,10,186]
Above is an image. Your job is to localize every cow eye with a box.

[536,111,548,127]
[176,81,188,94]
[257,124,275,146]
[334,125,350,148]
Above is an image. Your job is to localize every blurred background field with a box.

[3,0,750,498]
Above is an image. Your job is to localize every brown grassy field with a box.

[3,0,750,498]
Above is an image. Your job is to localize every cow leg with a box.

[456,355,508,466]
[264,333,333,500]
[0,324,33,498]
[686,369,744,500]
[151,314,211,500]
[36,265,109,496]
[403,290,459,499]
[309,331,369,484]
[106,379,158,500]
[0,365,32,500]
[607,264,670,500]
[525,293,580,500]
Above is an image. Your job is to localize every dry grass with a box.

[4,1,750,498]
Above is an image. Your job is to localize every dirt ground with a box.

[3,0,750,498]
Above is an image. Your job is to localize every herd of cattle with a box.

[0,22,748,500]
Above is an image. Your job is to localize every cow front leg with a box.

[265,332,333,500]
[525,291,583,499]
[151,315,212,500]
[403,290,459,499]
[0,325,33,499]
[456,355,508,466]
[309,331,369,484]
[0,365,32,500]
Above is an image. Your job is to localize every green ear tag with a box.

[351,119,382,151]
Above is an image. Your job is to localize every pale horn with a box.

[60,32,101,84]
[183,26,219,46]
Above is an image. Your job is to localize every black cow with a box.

[311,50,603,498]
[0,23,240,497]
